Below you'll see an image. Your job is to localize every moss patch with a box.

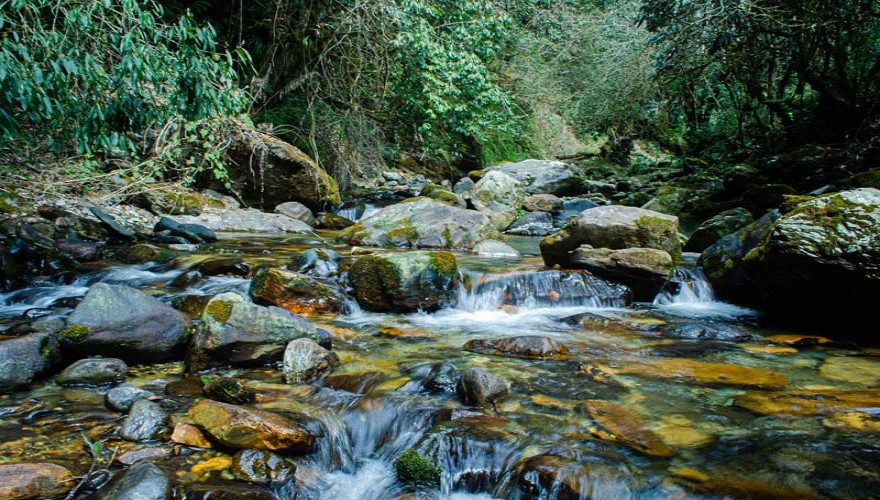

[394,449,440,488]
[60,324,89,341]
[385,218,419,247]
[635,215,681,261]
[429,251,457,278]
[350,256,402,308]
[205,299,234,323]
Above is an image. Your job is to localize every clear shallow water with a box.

[1,236,879,499]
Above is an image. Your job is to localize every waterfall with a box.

[653,266,715,306]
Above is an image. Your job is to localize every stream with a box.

[1,234,878,499]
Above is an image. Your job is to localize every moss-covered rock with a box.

[0,190,25,214]
[144,184,226,215]
[249,267,343,315]
[349,251,458,312]
[394,449,441,488]
[117,243,178,264]
[419,184,466,208]
[640,185,694,218]
[684,207,754,253]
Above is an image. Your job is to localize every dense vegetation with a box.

[3,0,880,186]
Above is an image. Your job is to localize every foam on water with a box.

[653,265,756,319]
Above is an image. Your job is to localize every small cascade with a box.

[653,266,715,306]
[336,203,381,222]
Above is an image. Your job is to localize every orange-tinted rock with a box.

[669,466,816,499]
[188,400,315,453]
[0,463,74,499]
[579,400,674,457]
[822,412,880,433]
[171,422,212,449]
[736,389,880,416]
[596,357,787,390]
[761,334,832,347]
[819,356,880,386]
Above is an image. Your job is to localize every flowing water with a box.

[1,235,879,499]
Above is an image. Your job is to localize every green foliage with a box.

[0,0,247,157]
[394,448,441,487]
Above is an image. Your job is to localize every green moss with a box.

[350,255,402,307]
[850,170,880,189]
[635,215,681,262]
[204,376,256,405]
[61,324,89,341]
[385,218,419,247]
[467,169,485,180]
[205,299,234,323]
[429,251,458,278]
[442,227,453,249]
[321,170,343,207]
[0,191,23,214]
[394,449,440,488]
[780,194,815,213]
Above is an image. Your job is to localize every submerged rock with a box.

[456,368,509,407]
[188,400,316,453]
[119,399,168,442]
[105,386,155,412]
[517,454,635,499]
[275,201,314,225]
[56,357,128,386]
[470,170,526,230]
[282,338,340,384]
[290,248,341,277]
[96,461,171,500]
[0,463,74,499]
[249,267,343,315]
[349,251,458,313]
[505,212,555,236]
[463,336,569,360]
[579,400,674,457]
[171,422,213,449]
[0,332,60,393]
[684,207,754,253]
[340,198,500,249]
[64,283,189,363]
[592,357,787,390]
[566,247,674,301]
[735,389,880,416]
[203,377,257,405]
[232,449,296,483]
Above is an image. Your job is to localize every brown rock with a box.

[171,422,213,448]
[0,463,74,499]
[595,357,787,390]
[188,400,315,453]
[464,336,569,360]
[579,400,674,457]
[523,194,563,213]
[115,446,174,466]
[735,389,880,416]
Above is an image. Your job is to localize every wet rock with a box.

[0,332,60,393]
[89,206,135,239]
[593,357,787,389]
[249,267,343,314]
[118,243,177,264]
[290,248,341,277]
[523,194,563,213]
[419,184,467,208]
[472,240,520,257]
[517,455,633,500]
[663,323,752,341]
[56,357,128,386]
[115,446,173,466]
[684,207,754,253]
[340,198,500,249]
[323,372,386,394]
[456,368,509,407]
[566,247,674,301]
[54,215,108,241]
[153,216,218,243]
[0,463,74,499]
[472,269,629,308]
[96,461,171,500]
[669,466,815,499]
[464,336,569,360]
[204,377,257,405]
[171,208,313,233]
[198,257,250,277]
[188,400,316,453]
[186,292,324,370]
[231,449,296,483]
[182,483,278,500]
[349,251,458,313]
[819,357,880,386]
[144,184,225,215]
[735,389,880,416]
[165,376,206,397]
[120,399,167,442]
[471,170,526,230]
[486,159,586,196]
[426,362,458,393]
[170,270,202,289]
[275,201,315,225]
[171,422,213,448]
[53,239,100,261]
[171,294,212,319]
[505,212,555,236]
[314,212,355,230]
[540,205,681,268]
[105,386,155,412]
[64,283,189,363]
[579,400,674,457]
[283,338,340,384]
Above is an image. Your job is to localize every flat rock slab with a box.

[595,357,787,390]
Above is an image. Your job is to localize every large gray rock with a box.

[340,198,500,249]
[186,292,325,371]
[349,251,458,313]
[505,212,554,236]
[275,201,314,225]
[97,461,171,500]
[470,171,526,230]
[487,159,586,196]
[685,207,754,253]
[171,208,314,233]
[56,357,128,386]
[523,194,563,213]
[282,338,340,384]
[472,240,520,257]
[105,386,155,412]
[64,283,189,363]
[120,399,168,442]
[567,247,674,301]
[540,205,681,267]
[0,333,60,393]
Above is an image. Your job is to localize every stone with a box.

[394,449,440,488]
[105,386,155,412]
[171,422,213,448]
[684,207,754,253]
[472,240,521,257]
[118,243,177,264]
[0,333,60,393]
[566,247,675,301]
[115,447,173,466]
[96,461,171,500]
[540,205,681,266]
[314,212,355,230]
[283,338,340,384]
[554,197,599,227]
[186,292,324,371]
[464,336,569,360]
[249,267,343,315]
[64,283,189,363]
[516,455,632,500]
[89,206,135,239]
[182,483,277,500]
[56,357,128,386]
[349,251,458,313]
[819,357,880,386]
[144,184,225,215]
[640,185,693,217]
[470,171,526,230]
[188,400,316,453]
[275,201,314,224]
[232,449,296,483]
[54,215,108,241]
[735,389,880,416]
[290,248,341,277]
[453,177,475,194]
[120,399,167,442]
[580,400,674,457]
[203,376,257,405]
[198,257,250,277]
[171,208,314,233]
[505,212,555,236]
[0,463,74,499]
[419,184,467,208]
[340,198,501,249]
[486,159,586,196]
[456,367,509,407]
[523,194,563,213]
[593,357,787,390]
[53,239,100,261]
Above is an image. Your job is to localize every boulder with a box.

[349,251,458,312]
[684,208,754,253]
[232,449,296,483]
[290,248,341,277]
[472,240,520,257]
[282,338,340,384]
[340,198,500,249]
[470,171,526,230]
[419,184,467,208]
[314,212,355,230]
[523,194,563,213]
[540,205,681,267]
[197,257,250,277]
[186,292,324,371]
[0,333,60,393]
[275,201,314,225]
[96,461,171,500]
[203,377,257,405]
[54,215,108,241]
[640,185,694,218]
[171,423,212,449]
[64,283,189,363]
[505,212,554,236]
[55,357,128,386]
[453,177,475,194]
[566,247,675,301]
[105,386,155,412]
[188,400,316,453]
[553,197,599,227]
[249,267,343,315]
[464,336,568,360]
[120,400,168,442]
[456,368,509,407]
[0,463,74,499]
[89,207,135,240]
[53,239,100,262]
[171,208,313,233]
[118,243,177,264]
[486,159,585,196]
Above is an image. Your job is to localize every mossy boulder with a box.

[684,207,754,253]
[314,212,355,230]
[849,170,880,189]
[339,198,500,249]
[144,184,226,215]
[470,170,526,230]
[349,251,458,313]
[540,205,681,267]
[640,185,694,218]
[117,243,178,264]
[419,184,466,208]
[249,267,343,315]
[394,449,441,488]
